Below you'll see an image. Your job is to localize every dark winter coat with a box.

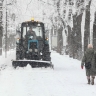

[24,30,36,49]
[26,30,36,40]
[81,48,96,76]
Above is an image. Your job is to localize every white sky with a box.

[14,0,54,23]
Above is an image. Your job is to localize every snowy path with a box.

[0,51,96,96]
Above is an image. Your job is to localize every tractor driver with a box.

[26,26,36,40]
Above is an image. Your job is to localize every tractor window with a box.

[22,26,43,38]
[34,27,43,37]
[23,27,27,38]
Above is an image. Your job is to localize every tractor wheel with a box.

[44,44,49,52]
[16,52,20,60]
[43,44,51,61]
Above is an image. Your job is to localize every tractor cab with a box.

[21,22,44,40]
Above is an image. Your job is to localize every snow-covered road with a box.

[0,50,96,96]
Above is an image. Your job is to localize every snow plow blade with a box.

[12,60,54,69]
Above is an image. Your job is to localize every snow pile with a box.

[0,51,96,96]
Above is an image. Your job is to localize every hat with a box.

[88,44,93,49]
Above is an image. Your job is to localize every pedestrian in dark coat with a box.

[81,44,96,85]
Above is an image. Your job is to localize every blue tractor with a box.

[12,20,53,68]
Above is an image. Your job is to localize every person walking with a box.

[81,44,96,85]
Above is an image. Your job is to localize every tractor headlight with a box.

[46,37,48,41]
[35,49,38,52]
[29,49,32,52]
[16,38,19,43]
